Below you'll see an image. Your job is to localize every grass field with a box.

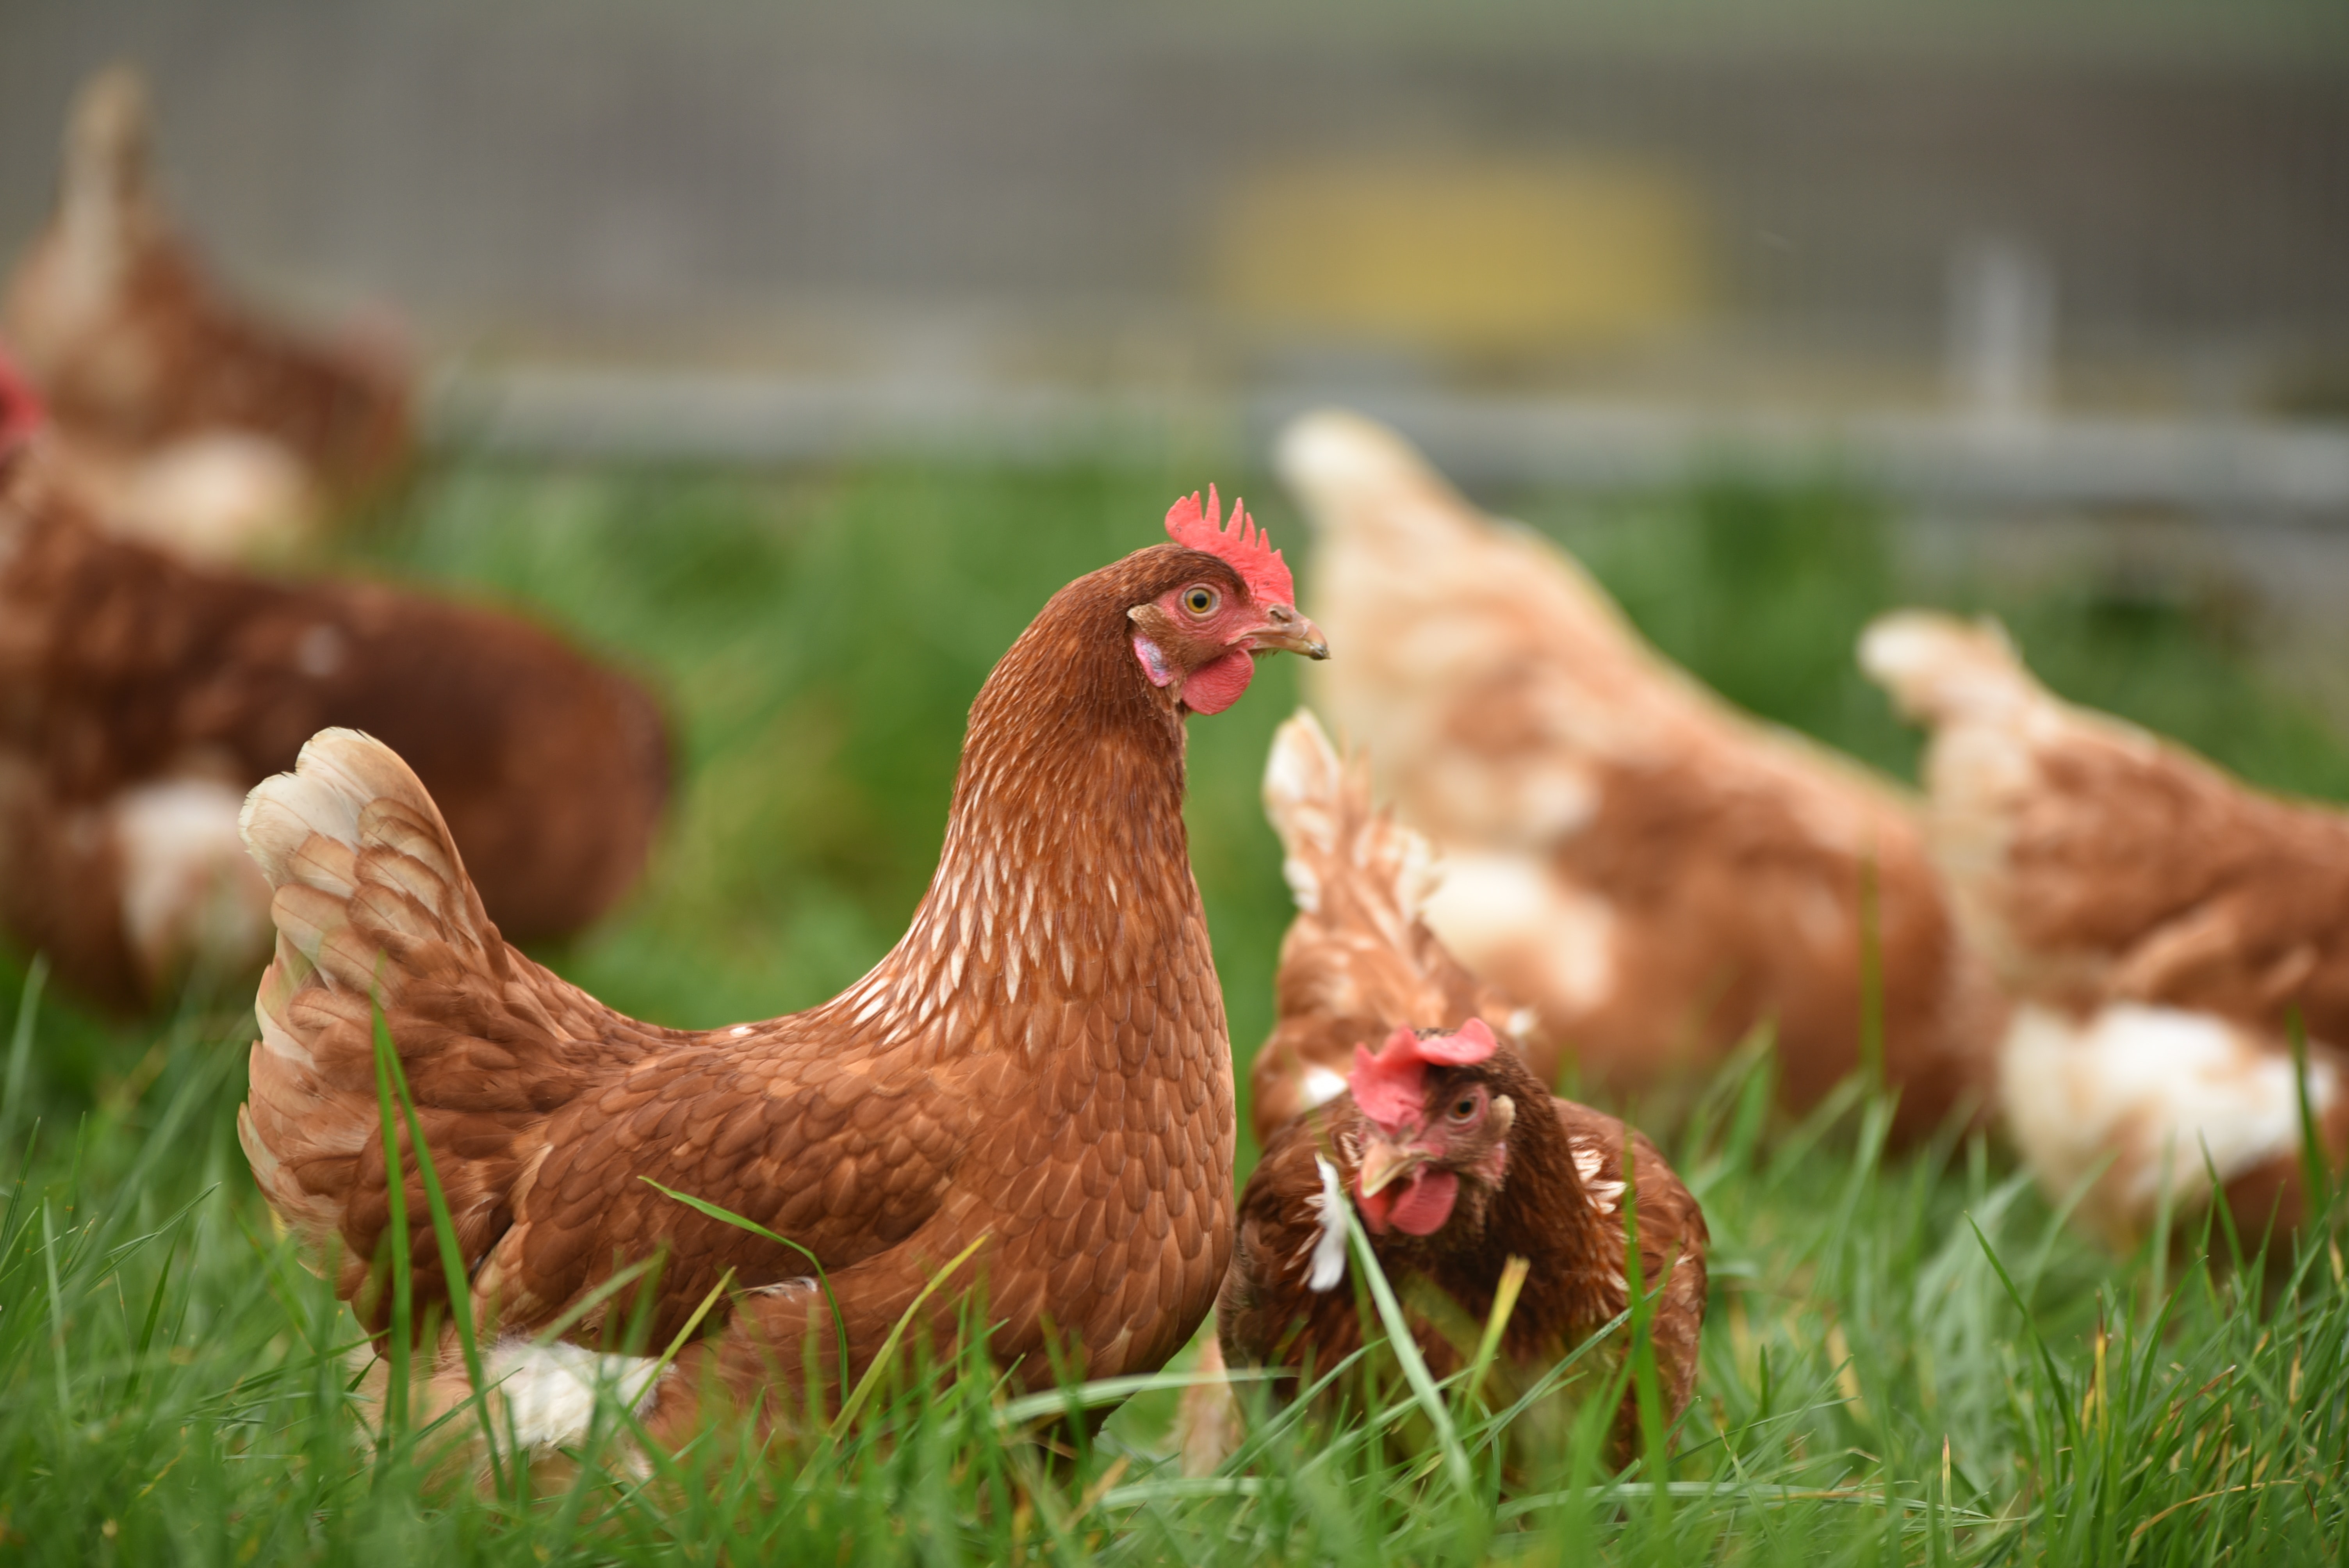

[2,459,2345,1563]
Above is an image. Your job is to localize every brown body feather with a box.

[1281,410,2003,1141]
[0,446,667,1009]
[237,541,1312,1437]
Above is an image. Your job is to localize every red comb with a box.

[0,349,43,457]
[1348,1019,1499,1128]
[1165,485,1294,606]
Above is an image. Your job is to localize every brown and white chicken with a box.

[0,372,668,1013]
[235,492,1329,1449]
[1280,410,2005,1140]
[4,66,411,563]
[1221,1019,1707,1469]
[1180,712,1704,1475]
[1862,611,2349,1246]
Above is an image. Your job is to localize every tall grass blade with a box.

[832,1231,988,1434]
[1342,1204,1473,1495]
[641,1176,854,1411]
[0,955,46,1164]
[372,1002,507,1493]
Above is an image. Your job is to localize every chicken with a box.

[0,387,669,1012]
[1861,611,2349,1246]
[1280,410,2005,1140]
[1220,1019,1708,1468]
[234,490,1330,1448]
[1176,711,1698,1476]
[3,66,411,562]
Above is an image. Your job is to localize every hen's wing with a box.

[238,730,970,1345]
[1862,611,2349,1244]
[1548,1100,1709,1429]
[1219,1107,1363,1383]
[1252,709,1524,1145]
[1281,410,2003,1137]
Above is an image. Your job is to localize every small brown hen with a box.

[0,398,668,1012]
[1862,611,2349,1246]
[1281,409,2005,1140]
[4,67,411,561]
[1221,1019,1708,1468]
[1179,712,1702,1477]
[235,492,1328,1450]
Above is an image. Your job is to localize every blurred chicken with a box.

[0,380,667,1012]
[1862,611,2349,1246]
[1281,410,2003,1139]
[3,66,411,563]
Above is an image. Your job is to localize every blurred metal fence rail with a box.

[432,366,2349,521]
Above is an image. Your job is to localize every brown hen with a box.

[1862,611,2349,1246]
[0,413,668,1013]
[1178,711,1701,1477]
[1281,409,2004,1141]
[235,492,1329,1449]
[4,67,411,561]
[1221,1020,1708,1470]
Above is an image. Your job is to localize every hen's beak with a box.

[1248,602,1330,660]
[1355,1133,1426,1199]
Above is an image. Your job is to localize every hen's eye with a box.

[1182,586,1218,615]
[1450,1093,1480,1122]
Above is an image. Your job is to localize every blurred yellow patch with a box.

[1214,155,1709,351]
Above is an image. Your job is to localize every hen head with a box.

[1130,486,1327,715]
[1349,1018,1531,1239]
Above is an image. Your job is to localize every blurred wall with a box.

[2,0,2345,407]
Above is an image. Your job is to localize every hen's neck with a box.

[823,569,1201,1050]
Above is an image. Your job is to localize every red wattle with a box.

[1388,1170,1460,1236]
[1181,648,1256,715]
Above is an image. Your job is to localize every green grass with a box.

[2,460,2346,1563]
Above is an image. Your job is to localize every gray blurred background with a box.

[5,0,2348,594]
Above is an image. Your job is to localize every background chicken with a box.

[1279,410,2005,1139]
[0,397,670,1013]
[1221,1018,1708,1470]
[3,66,412,563]
[1861,611,2349,1246]
[235,495,1328,1447]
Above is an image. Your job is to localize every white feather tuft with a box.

[1305,1155,1350,1292]
[1299,1065,1349,1112]
[482,1341,668,1451]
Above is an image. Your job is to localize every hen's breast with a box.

[952,907,1235,1383]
